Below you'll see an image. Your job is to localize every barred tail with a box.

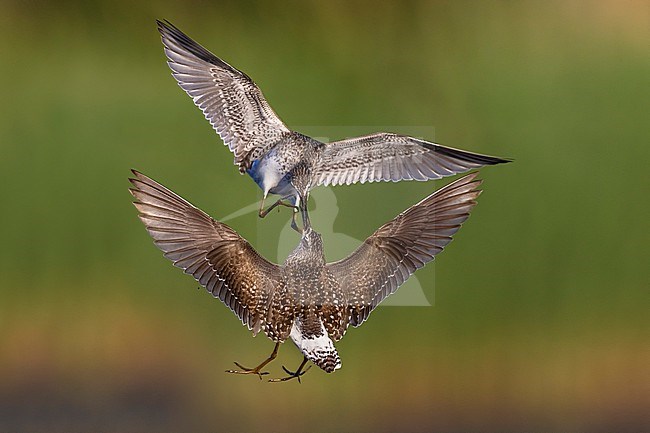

[290,317,342,373]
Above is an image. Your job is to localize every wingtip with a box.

[449,171,482,187]
[128,170,147,199]
[128,170,161,194]
[128,169,145,186]
[477,153,512,166]
[465,171,480,181]
[155,18,233,72]
[156,19,185,40]
[156,19,174,31]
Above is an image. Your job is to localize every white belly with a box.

[290,318,341,372]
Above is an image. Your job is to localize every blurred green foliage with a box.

[0,1,648,431]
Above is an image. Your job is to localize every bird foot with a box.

[226,343,280,380]
[268,364,312,383]
[259,199,299,219]
[225,361,270,380]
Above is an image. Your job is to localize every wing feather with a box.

[129,170,281,334]
[157,20,289,170]
[327,173,482,327]
[315,132,508,187]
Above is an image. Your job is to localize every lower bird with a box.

[129,170,482,381]
[157,20,507,231]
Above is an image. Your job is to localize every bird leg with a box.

[259,198,302,233]
[226,342,280,380]
[259,199,299,218]
[268,357,312,383]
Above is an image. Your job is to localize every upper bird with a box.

[130,170,482,381]
[157,20,507,230]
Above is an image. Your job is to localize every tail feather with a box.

[290,317,342,373]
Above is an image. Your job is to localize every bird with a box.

[156,20,507,231]
[129,169,482,382]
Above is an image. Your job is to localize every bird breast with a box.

[252,155,287,194]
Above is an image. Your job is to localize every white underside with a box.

[289,320,341,371]
[257,157,289,196]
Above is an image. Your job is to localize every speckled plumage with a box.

[157,20,507,214]
[130,170,482,374]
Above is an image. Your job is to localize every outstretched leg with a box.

[259,199,299,218]
[269,357,312,383]
[259,198,302,233]
[226,342,280,380]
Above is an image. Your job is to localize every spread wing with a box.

[129,170,281,335]
[314,132,508,186]
[157,20,290,170]
[327,172,482,327]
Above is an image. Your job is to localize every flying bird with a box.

[129,170,482,381]
[157,20,506,231]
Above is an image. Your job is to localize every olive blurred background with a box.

[0,1,647,432]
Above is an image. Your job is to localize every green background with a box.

[1,1,647,431]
